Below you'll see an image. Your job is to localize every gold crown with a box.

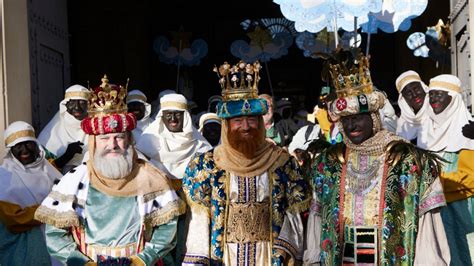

[88,75,128,116]
[213,61,261,101]
[329,56,373,98]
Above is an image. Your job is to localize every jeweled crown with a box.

[329,56,373,98]
[213,61,261,101]
[87,75,128,116]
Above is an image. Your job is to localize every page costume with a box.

[0,121,63,265]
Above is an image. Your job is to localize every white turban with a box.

[418,74,474,152]
[137,93,212,179]
[395,71,430,143]
[1,121,62,208]
[396,70,423,93]
[4,121,37,148]
[127,89,148,104]
[159,93,188,112]
[37,85,89,166]
[127,89,152,118]
[198,112,221,132]
[127,89,153,138]
[208,95,223,112]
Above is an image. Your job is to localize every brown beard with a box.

[227,124,264,158]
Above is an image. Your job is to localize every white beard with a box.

[93,145,134,180]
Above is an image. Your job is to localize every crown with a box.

[87,75,128,116]
[329,56,373,98]
[213,61,261,101]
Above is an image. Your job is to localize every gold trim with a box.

[129,255,146,266]
[396,75,421,92]
[5,130,35,146]
[429,80,462,93]
[34,206,80,228]
[286,198,311,214]
[65,91,90,99]
[184,191,210,217]
[142,189,167,203]
[160,101,187,110]
[143,199,186,227]
[126,94,147,103]
[48,191,77,203]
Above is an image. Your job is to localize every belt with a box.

[226,201,270,243]
[86,242,137,260]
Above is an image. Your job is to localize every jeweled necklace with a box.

[345,154,382,195]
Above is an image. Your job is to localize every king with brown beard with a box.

[182,61,309,265]
[35,75,185,266]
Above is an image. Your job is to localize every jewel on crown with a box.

[213,61,261,101]
[88,75,128,116]
[329,55,373,98]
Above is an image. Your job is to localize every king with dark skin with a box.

[127,102,146,121]
[401,82,426,114]
[340,112,374,144]
[11,140,41,165]
[429,90,452,114]
[54,99,87,169]
[162,110,184,132]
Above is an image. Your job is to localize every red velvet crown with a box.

[81,75,137,135]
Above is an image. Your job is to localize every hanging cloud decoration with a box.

[361,0,428,33]
[296,30,361,59]
[241,18,298,38]
[406,32,429,58]
[273,0,383,33]
[230,32,293,63]
[153,36,208,66]
[296,31,335,58]
[340,31,362,48]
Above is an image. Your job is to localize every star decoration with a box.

[247,26,273,48]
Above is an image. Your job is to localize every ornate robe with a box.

[35,161,186,265]
[182,151,309,265]
[305,142,450,265]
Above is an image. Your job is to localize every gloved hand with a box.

[54,141,83,169]
[65,141,84,156]
[462,120,474,139]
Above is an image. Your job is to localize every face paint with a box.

[429,90,452,114]
[127,102,146,120]
[162,110,184,132]
[11,141,40,165]
[66,99,88,120]
[341,113,374,144]
[202,122,221,147]
[401,82,426,114]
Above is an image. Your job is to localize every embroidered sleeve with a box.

[419,156,446,215]
[277,157,310,214]
[182,152,213,213]
[310,153,329,210]
[182,152,214,265]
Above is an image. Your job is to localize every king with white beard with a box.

[35,75,185,265]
